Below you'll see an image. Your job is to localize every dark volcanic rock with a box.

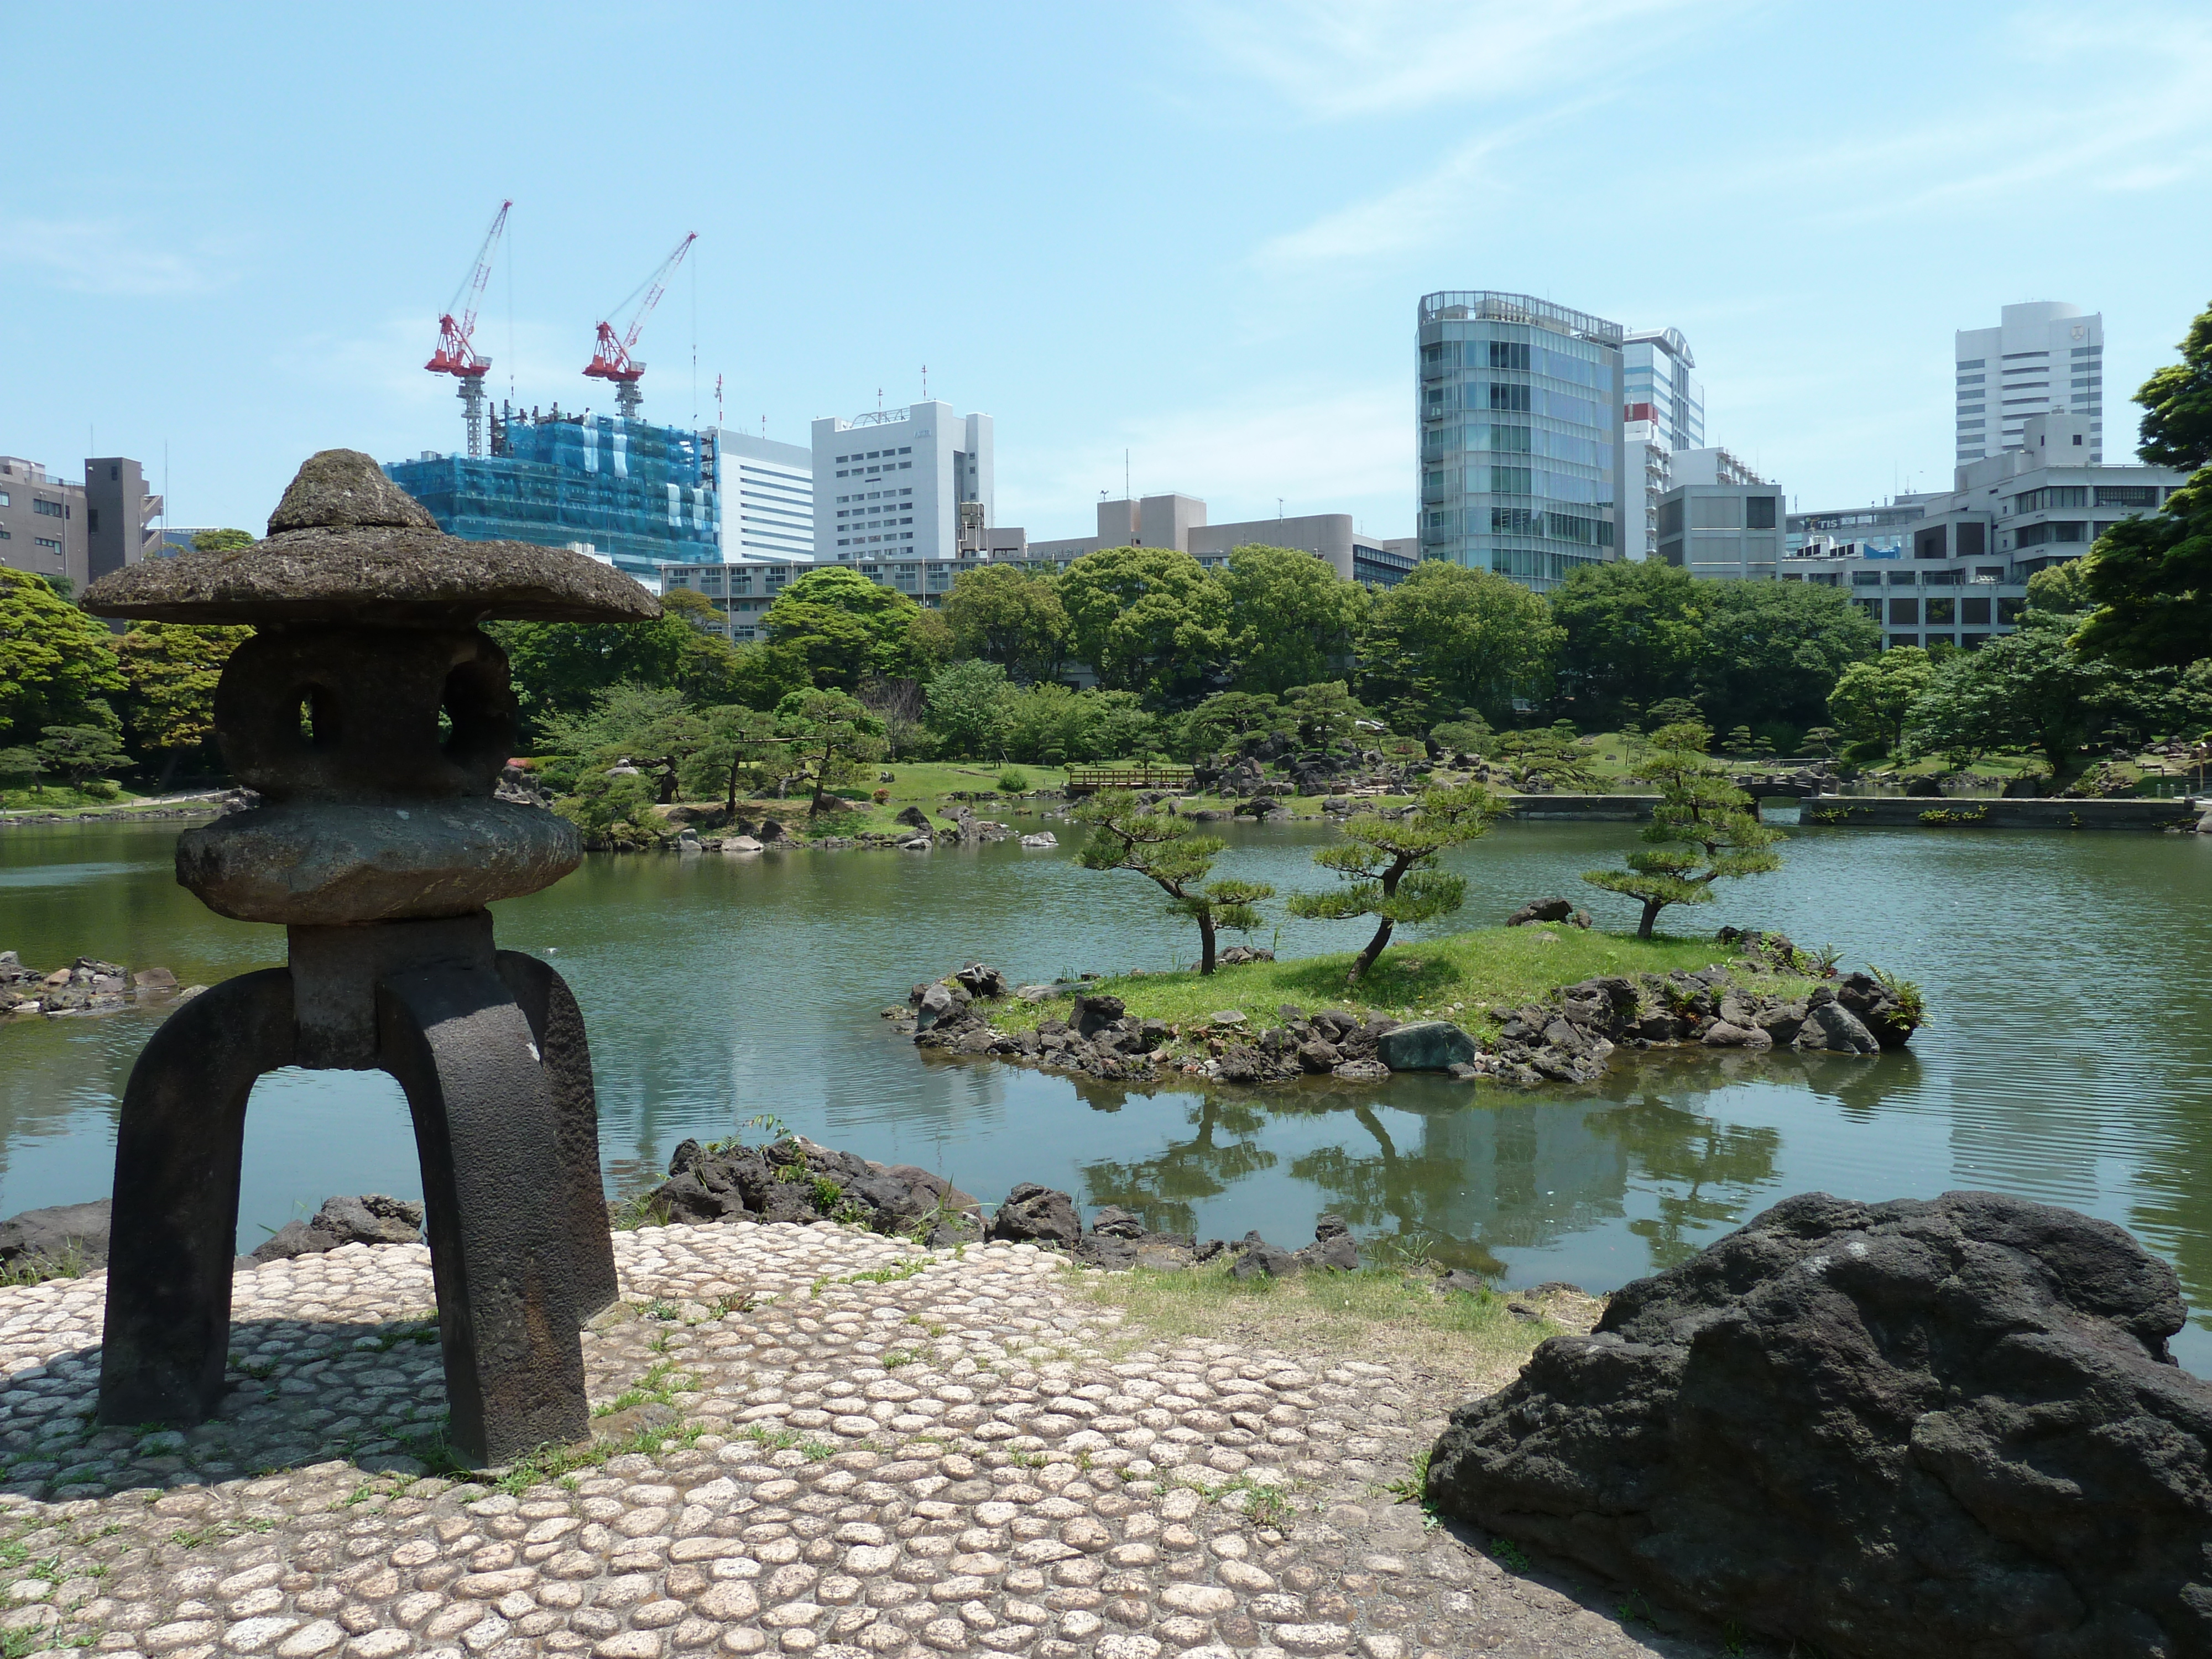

[1836,968,1921,1049]
[1070,993,1125,1039]
[249,1193,424,1262]
[1376,1020,1478,1071]
[1425,1190,2212,1659]
[1505,897,1574,927]
[0,1199,113,1271]
[989,1182,1081,1248]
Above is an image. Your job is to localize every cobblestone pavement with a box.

[0,1224,1728,1659]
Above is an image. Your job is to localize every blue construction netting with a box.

[385,413,719,584]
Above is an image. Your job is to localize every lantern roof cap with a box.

[84,450,661,626]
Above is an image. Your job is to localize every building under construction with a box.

[384,406,720,585]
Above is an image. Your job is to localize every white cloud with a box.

[1000,382,1409,539]
[1,217,234,296]
[1188,0,1719,121]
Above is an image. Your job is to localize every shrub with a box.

[998,769,1030,793]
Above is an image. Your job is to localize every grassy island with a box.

[989,921,1809,1031]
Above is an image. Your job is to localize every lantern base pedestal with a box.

[94,915,617,1468]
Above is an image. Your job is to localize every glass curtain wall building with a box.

[1417,292,1625,591]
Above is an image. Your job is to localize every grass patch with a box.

[1071,1261,1602,1400]
[984,924,1778,1031]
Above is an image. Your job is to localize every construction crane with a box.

[425,200,511,458]
[583,232,695,420]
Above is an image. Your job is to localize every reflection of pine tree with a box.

[1594,1097,1782,1270]
[1290,1105,1506,1277]
[1081,1094,1276,1237]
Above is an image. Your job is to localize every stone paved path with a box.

[0,1223,1728,1659]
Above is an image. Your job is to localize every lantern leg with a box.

[97,969,299,1426]
[377,964,590,1466]
[495,951,619,1319]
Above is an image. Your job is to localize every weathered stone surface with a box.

[84,450,659,626]
[988,1183,1081,1248]
[1375,1020,1478,1072]
[176,799,581,924]
[1505,898,1574,927]
[1427,1189,2211,1658]
[0,1200,111,1270]
[248,1195,424,1264]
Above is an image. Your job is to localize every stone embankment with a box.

[0,954,202,1020]
[893,933,1918,1091]
[1803,794,2199,831]
[0,1215,1725,1659]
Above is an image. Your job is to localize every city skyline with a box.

[4,3,2210,544]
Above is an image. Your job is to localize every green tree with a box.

[1493,728,1599,789]
[1905,611,2132,777]
[924,659,1016,759]
[2025,559,2093,614]
[2074,302,2212,669]
[687,704,785,814]
[1185,691,1288,759]
[554,768,666,848]
[724,639,813,712]
[941,565,1070,682]
[1430,709,1495,758]
[1219,544,1369,695]
[760,567,929,692]
[1281,681,1368,752]
[1057,546,1228,700]
[1072,790,1274,975]
[0,746,43,791]
[1285,782,1505,983]
[1087,691,1163,761]
[1550,560,1710,721]
[0,567,124,745]
[1582,735,1783,938]
[191,528,257,553]
[776,689,888,815]
[1358,561,1558,727]
[1827,648,1934,754]
[1695,581,1881,735]
[490,615,693,739]
[114,621,254,788]
[35,724,129,791]
[538,684,707,805]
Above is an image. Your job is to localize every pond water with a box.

[5,813,2211,1365]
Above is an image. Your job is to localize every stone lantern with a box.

[81,450,661,1465]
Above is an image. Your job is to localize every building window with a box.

[2095,485,2158,508]
[1925,597,1955,625]
[1487,341,1531,371]
[1888,597,1918,625]
[33,498,63,518]
[1997,597,2026,624]
[35,537,61,553]
[1961,596,1991,624]
[1888,634,1918,649]
[1746,495,1777,530]
[1855,598,1881,619]
[1488,383,1531,411]
[1490,466,1531,494]
[1851,571,1882,587]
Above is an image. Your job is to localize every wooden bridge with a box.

[1063,766,1197,796]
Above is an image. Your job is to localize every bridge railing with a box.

[1064,766,1197,796]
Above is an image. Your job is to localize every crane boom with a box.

[426,200,511,377]
[583,232,696,413]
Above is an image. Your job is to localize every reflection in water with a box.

[3,817,2211,1369]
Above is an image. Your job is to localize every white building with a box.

[709,431,814,562]
[811,401,993,564]
[1780,414,2185,651]
[1025,494,1420,585]
[1955,301,2103,467]
[1623,328,1704,452]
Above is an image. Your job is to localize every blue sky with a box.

[5,2,2209,543]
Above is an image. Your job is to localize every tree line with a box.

[3,301,2206,798]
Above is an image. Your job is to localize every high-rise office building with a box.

[1955,301,2103,466]
[812,401,992,564]
[1417,291,1624,591]
[710,431,814,562]
[1623,328,1704,452]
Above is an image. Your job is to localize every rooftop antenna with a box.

[922,364,928,399]
[714,373,723,429]
[1124,448,1130,502]
[690,245,699,425]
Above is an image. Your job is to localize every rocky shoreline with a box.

[0,787,255,829]
[0,952,202,1020]
[889,930,1921,1091]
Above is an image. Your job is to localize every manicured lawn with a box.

[0,785,148,813]
[984,923,1795,1027]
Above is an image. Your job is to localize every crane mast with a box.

[425,200,512,457]
[583,232,696,419]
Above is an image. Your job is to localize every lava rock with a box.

[1070,993,1125,1039]
[1426,1190,2210,1659]
[0,1199,112,1272]
[1835,969,1920,1049]
[1505,898,1574,927]
[1376,1019,1478,1071]
[1091,1205,1146,1239]
[249,1193,424,1262]
[989,1182,1081,1248]
[1331,1057,1391,1083]
[1230,1239,1300,1280]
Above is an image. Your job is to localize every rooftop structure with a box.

[1417,290,1625,592]
[1025,493,1416,585]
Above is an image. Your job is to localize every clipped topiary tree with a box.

[1286,781,1505,983]
[1073,790,1274,975]
[1582,731,1784,938]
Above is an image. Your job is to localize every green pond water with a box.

[4,815,2210,1365]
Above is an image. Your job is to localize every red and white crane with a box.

[425,200,512,457]
[583,232,695,420]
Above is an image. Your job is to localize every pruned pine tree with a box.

[1286,782,1504,983]
[1582,741,1783,938]
[1072,790,1272,976]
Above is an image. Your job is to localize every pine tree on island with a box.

[1582,723,1784,939]
[1071,790,1272,977]
[1286,781,1505,984]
